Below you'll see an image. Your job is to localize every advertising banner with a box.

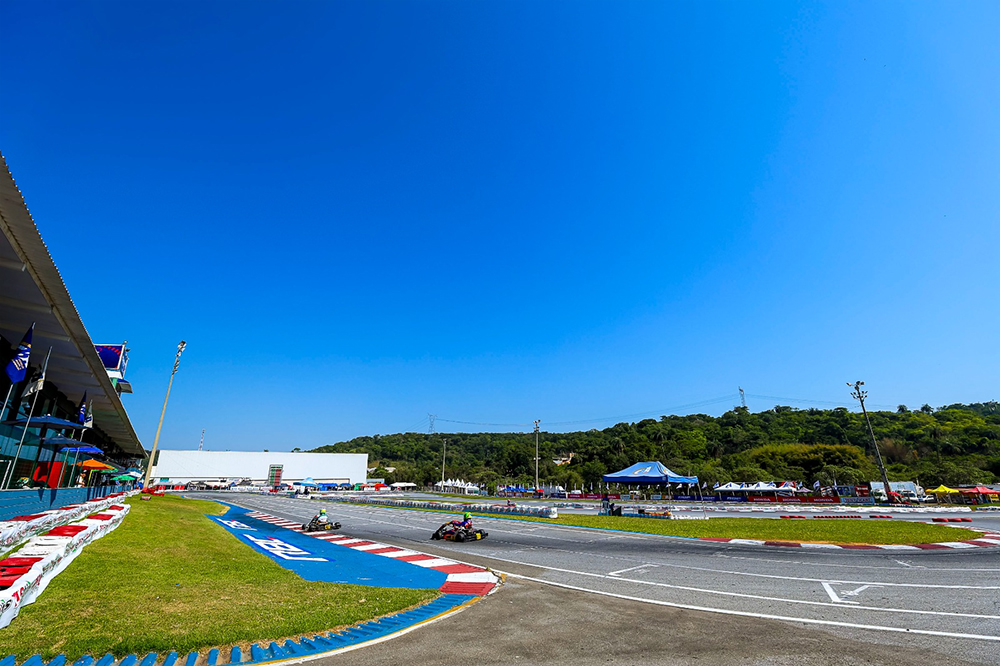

[747,496,840,504]
[841,496,876,505]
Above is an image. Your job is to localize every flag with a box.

[83,402,94,429]
[713,482,719,489]
[813,480,821,490]
[702,482,707,489]
[77,392,88,424]
[21,347,50,401]
[5,324,33,384]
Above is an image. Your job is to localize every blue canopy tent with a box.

[602,461,704,509]
[602,461,698,485]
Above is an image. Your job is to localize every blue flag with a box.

[5,324,33,384]
[78,391,88,424]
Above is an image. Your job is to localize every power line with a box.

[745,393,897,410]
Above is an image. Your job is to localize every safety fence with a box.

[0,486,135,522]
[319,493,558,518]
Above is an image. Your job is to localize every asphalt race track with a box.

[192,493,1000,665]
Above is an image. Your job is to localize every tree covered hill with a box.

[310,403,1000,490]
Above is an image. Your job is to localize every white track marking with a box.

[821,582,856,604]
[474,553,1000,620]
[501,571,1000,642]
[609,564,659,576]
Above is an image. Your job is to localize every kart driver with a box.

[450,512,473,529]
[314,508,330,525]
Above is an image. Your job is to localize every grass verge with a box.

[1,495,437,661]
[489,513,984,544]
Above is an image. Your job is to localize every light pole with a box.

[849,381,892,501]
[533,420,540,491]
[143,341,186,490]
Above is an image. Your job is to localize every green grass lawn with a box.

[494,513,983,544]
[1,495,437,661]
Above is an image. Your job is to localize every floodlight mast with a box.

[849,381,892,501]
[143,341,186,490]
[533,420,541,491]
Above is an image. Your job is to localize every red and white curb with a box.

[696,527,1000,550]
[244,511,500,596]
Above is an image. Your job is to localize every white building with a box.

[149,450,368,485]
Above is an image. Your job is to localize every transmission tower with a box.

[198,429,205,451]
[428,414,436,434]
[739,387,747,409]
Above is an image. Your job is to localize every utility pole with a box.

[143,341,186,490]
[849,381,892,501]
[198,429,205,451]
[440,438,447,487]
[533,420,540,491]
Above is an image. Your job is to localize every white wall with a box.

[150,450,368,484]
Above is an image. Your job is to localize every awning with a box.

[927,485,958,494]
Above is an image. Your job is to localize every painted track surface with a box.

[196,494,1000,665]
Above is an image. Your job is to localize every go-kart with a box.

[301,516,341,532]
[431,522,488,542]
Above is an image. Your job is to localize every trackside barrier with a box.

[2,593,479,666]
[869,515,893,519]
[813,515,863,519]
[933,517,973,523]
[1,503,131,628]
[318,494,559,519]
[0,492,135,558]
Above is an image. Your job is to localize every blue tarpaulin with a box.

[602,461,698,485]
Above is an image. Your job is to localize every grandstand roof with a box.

[0,153,144,457]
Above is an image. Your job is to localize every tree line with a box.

[310,402,1000,490]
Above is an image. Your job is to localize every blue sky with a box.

[2,1,997,451]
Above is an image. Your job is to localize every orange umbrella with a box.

[79,459,114,470]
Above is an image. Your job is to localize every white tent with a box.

[391,482,417,489]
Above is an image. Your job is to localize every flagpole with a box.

[0,384,13,422]
[2,346,50,489]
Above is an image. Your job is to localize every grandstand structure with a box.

[0,153,144,489]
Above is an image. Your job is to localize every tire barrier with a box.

[0,492,133,559]
[779,515,807,519]
[869,515,893,519]
[1,503,131,628]
[813,515,863,519]
[932,517,974,523]
[1,593,479,666]
[319,494,559,519]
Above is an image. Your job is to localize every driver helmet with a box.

[320,508,327,515]
[463,512,471,520]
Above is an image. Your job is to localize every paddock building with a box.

[148,450,368,486]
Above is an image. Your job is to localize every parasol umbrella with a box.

[80,460,114,470]
[1,415,86,429]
